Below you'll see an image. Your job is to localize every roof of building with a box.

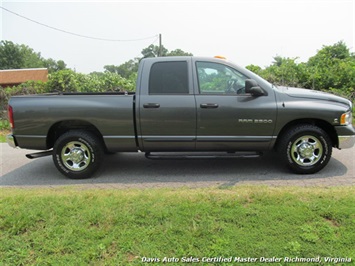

[0,68,48,85]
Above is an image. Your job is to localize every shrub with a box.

[0,70,136,114]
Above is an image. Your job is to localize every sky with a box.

[0,0,354,73]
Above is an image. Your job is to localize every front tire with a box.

[279,124,332,174]
[53,130,103,179]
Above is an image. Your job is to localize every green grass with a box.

[0,119,10,130]
[0,186,354,265]
[0,118,10,142]
[0,129,10,143]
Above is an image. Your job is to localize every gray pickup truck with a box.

[7,56,355,179]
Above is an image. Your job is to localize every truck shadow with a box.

[0,151,349,187]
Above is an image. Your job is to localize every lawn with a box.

[0,186,354,265]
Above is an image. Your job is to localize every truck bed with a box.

[10,93,137,151]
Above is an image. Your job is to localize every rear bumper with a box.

[335,125,355,149]
[6,134,17,148]
[6,134,47,150]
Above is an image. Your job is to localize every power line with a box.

[0,6,158,42]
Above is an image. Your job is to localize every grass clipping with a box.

[0,186,354,265]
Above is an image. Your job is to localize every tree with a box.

[307,41,355,90]
[167,49,193,56]
[263,57,308,87]
[245,64,262,75]
[104,45,193,79]
[20,44,44,68]
[272,55,284,67]
[43,59,67,73]
[0,40,24,69]
[140,45,192,58]
[309,41,350,63]
[0,40,67,72]
[244,41,354,99]
[141,44,168,58]
[248,57,308,88]
[104,59,139,79]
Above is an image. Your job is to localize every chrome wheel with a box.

[279,124,332,174]
[54,131,103,179]
[61,141,91,171]
[291,135,323,166]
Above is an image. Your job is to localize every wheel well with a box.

[46,120,106,150]
[275,119,338,149]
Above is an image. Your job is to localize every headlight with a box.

[340,111,352,125]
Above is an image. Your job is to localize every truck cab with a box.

[137,57,277,152]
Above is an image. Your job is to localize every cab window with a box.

[149,61,189,94]
[196,62,248,95]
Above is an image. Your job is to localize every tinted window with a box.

[149,61,189,94]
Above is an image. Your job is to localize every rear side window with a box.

[149,61,189,94]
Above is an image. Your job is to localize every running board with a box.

[145,151,263,160]
[26,150,53,159]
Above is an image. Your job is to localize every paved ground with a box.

[0,143,354,189]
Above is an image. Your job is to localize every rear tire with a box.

[278,124,332,174]
[53,130,103,179]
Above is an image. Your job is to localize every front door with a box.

[194,61,277,151]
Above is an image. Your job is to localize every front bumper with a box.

[338,135,355,149]
[335,125,355,149]
[6,134,17,148]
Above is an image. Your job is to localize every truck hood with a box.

[279,86,351,107]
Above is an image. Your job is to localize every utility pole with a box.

[158,33,162,57]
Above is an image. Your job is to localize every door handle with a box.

[200,103,219,109]
[143,103,160,108]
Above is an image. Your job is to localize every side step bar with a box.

[26,150,53,159]
[145,151,263,160]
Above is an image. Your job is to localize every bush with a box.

[0,119,10,130]
[246,42,355,100]
[46,70,136,93]
[1,82,46,112]
[0,70,136,115]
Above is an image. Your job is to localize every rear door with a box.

[137,58,196,151]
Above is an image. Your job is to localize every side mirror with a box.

[245,79,265,96]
